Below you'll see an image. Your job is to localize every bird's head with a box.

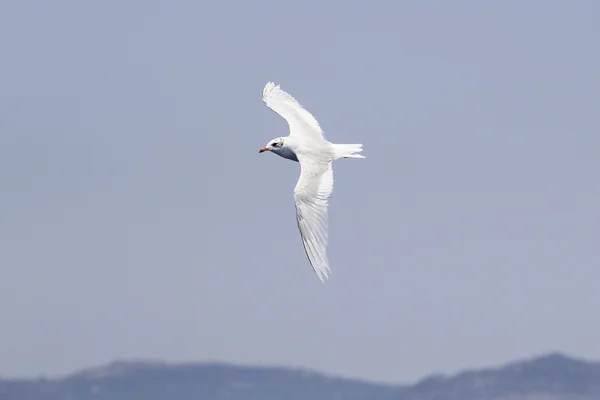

[259,137,284,153]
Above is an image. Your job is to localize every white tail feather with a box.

[333,143,365,160]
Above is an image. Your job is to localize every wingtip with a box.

[262,81,280,98]
[316,267,332,283]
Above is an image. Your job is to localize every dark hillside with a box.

[1,353,599,400]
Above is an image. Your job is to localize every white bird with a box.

[259,82,365,282]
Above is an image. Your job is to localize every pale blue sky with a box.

[1,0,599,384]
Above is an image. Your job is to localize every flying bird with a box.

[259,82,365,282]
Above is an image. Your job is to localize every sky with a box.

[1,0,599,385]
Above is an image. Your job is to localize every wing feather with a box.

[262,82,326,143]
[293,159,334,282]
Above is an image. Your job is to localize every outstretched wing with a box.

[293,157,334,282]
[262,82,326,143]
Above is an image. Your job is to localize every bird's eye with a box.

[272,142,279,147]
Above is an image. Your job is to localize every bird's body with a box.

[259,82,365,283]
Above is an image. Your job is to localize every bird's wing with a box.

[262,82,326,143]
[293,156,334,282]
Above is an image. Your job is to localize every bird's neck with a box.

[271,147,299,162]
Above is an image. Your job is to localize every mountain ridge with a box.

[1,352,599,400]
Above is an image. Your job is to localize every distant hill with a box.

[1,353,600,400]
[406,353,600,400]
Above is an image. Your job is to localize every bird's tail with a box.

[333,143,365,160]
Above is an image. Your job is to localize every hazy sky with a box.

[1,0,599,385]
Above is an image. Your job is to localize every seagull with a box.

[259,82,365,283]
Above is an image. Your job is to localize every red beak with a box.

[258,147,269,153]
